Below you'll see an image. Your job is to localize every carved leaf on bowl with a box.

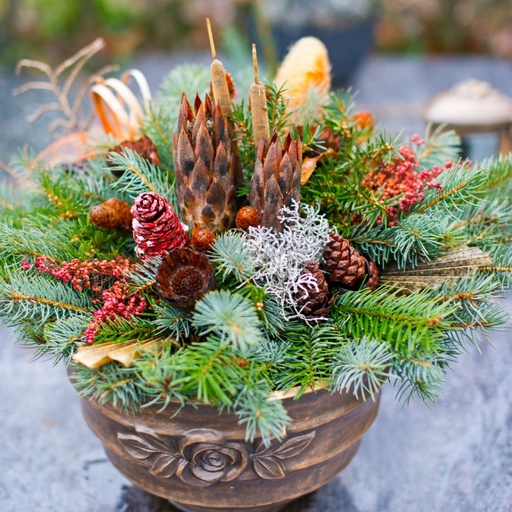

[118,430,181,479]
[251,430,316,480]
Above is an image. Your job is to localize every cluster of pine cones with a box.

[88,89,380,321]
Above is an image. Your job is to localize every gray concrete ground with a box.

[1,53,512,512]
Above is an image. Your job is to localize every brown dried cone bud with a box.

[323,233,368,289]
[249,133,302,232]
[173,93,237,233]
[235,206,260,231]
[131,192,190,259]
[156,248,216,309]
[108,135,160,176]
[296,261,334,321]
[89,198,133,231]
[365,259,380,291]
[192,228,216,252]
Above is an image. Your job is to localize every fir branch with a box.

[72,362,142,412]
[192,290,265,353]
[210,231,255,283]
[234,382,291,445]
[330,338,395,400]
[414,124,461,168]
[0,273,93,327]
[108,148,175,203]
[142,103,175,172]
[331,286,457,356]
[393,356,446,406]
[171,338,246,407]
[414,160,486,215]
[43,314,90,364]
[271,323,341,395]
[153,301,193,340]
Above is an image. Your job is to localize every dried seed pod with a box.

[249,133,302,232]
[156,248,216,309]
[192,228,216,252]
[235,206,260,231]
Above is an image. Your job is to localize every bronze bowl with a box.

[80,387,380,512]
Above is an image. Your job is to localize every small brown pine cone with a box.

[235,206,260,231]
[365,259,380,291]
[131,192,190,259]
[104,198,133,231]
[192,228,216,252]
[323,233,367,289]
[156,248,216,309]
[296,261,333,321]
[89,204,119,230]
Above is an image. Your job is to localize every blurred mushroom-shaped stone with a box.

[424,80,512,156]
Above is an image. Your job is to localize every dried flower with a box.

[156,248,216,309]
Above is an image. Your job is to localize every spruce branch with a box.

[192,290,265,353]
[108,148,175,203]
[330,338,395,400]
[331,286,457,356]
[414,124,461,168]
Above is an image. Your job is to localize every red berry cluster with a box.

[83,282,148,344]
[21,256,132,292]
[21,255,149,344]
[361,142,447,224]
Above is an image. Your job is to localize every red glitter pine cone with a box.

[131,192,190,259]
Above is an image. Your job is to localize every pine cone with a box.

[296,261,333,321]
[108,135,160,176]
[89,198,132,231]
[131,192,190,259]
[322,233,368,289]
[249,133,302,232]
[235,206,260,231]
[173,93,237,233]
[192,228,216,252]
[366,259,380,291]
[156,248,216,309]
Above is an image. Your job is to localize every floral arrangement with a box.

[1,30,512,446]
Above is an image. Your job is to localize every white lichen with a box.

[243,201,331,320]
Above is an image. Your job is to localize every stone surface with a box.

[1,54,512,512]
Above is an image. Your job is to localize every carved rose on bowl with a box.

[118,427,316,485]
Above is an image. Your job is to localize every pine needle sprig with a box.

[271,323,341,396]
[0,272,93,325]
[72,362,142,412]
[42,314,90,364]
[192,290,265,353]
[393,356,447,406]
[330,338,395,400]
[153,301,194,340]
[414,124,461,168]
[210,230,255,284]
[170,338,247,407]
[108,148,175,204]
[234,381,291,445]
[331,285,458,357]
[414,160,487,216]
